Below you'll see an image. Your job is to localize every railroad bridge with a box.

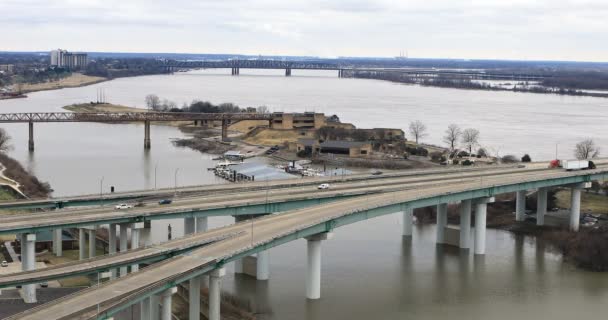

[0,112,273,150]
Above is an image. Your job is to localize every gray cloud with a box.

[1,0,606,61]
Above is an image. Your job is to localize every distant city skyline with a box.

[1,0,607,62]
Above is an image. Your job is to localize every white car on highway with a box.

[317,183,330,190]
[114,203,133,210]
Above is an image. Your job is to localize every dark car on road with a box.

[158,199,173,205]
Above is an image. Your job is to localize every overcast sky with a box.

[2,0,607,61]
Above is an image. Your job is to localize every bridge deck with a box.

[6,167,607,319]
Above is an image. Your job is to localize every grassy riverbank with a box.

[20,73,107,94]
[0,153,51,199]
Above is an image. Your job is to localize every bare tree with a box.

[257,106,270,114]
[574,139,600,159]
[0,128,12,153]
[461,128,480,154]
[145,94,161,111]
[443,124,461,150]
[408,120,427,144]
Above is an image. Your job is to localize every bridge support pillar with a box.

[88,228,96,258]
[78,228,86,260]
[338,69,342,78]
[536,187,548,226]
[285,68,291,76]
[474,197,494,255]
[161,287,177,320]
[221,119,229,142]
[140,221,152,247]
[459,200,472,249]
[570,185,583,231]
[196,216,208,233]
[119,223,129,276]
[515,190,526,221]
[20,233,37,303]
[436,203,448,244]
[28,121,34,151]
[189,275,202,320]
[52,228,62,257]
[140,296,151,320]
[257,250,270,280]
[184,217,195,236]
[306,232,333,299]
[150,294,161,320]
[144,120,151,149]
[131,222,143,272]
[402,208,413,236]
[209,268,226,320]
[109,223,117,279]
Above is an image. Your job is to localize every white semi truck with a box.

[549,159,596,171]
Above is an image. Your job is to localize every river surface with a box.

[1,70,607,319]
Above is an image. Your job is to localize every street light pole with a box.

[174,168,179,195]
[154,164,158,190]
[99,176,104,206]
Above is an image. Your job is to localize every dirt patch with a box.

[314,157,437,170]
[64,103,146,113]
[173,138,232,154]
[20,73,107,93]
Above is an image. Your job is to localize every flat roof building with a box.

[50,49,88,70]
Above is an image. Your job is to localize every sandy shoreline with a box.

[18,73,108,94]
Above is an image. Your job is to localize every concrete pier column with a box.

[402,208,414,237]
[88,228,96,258]
[570,185,582,231]
[196,216,208,233]
[537,187,548,226]
[184,217,195,235]
[189,276,201,320]
[131,222,143,272]
[119,223,129,276]
[28,121,34,151]
[78,228,86,260]
[140,220,152,247]
[108,223,117,278]
[257,250,270,280]
[474,197,494,255]
[306,232,333,299]
[53,228,62,257]
[21,233,37,303]
[144,120,151,149]
[234,259,244,273]
[459,199,472,249]
[140,297,151,320]
[150,294,160,320]
[436,203,448,244]
[516,190,526,221]
[221,119,228,142]
[209,268,226,320]
[285,68,291,76]
[161,287,177,320]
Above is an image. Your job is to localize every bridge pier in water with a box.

[144,120,151,149]
[285,68,292,76]
[459,199,472,249]
[20,233,37,303]
[306,232,333,299]
[28,121,34,151]
[436,203,448,244]
[474,197,494,255]
[231,67,240,76]
[537,187,548,226]
[515,190,526,221]
[402,208,413,236]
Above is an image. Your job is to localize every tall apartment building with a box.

[50,49,88,69]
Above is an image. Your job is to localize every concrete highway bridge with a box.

[1,162,607,319]
[163,59,550,80]
[0,112,272,150]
